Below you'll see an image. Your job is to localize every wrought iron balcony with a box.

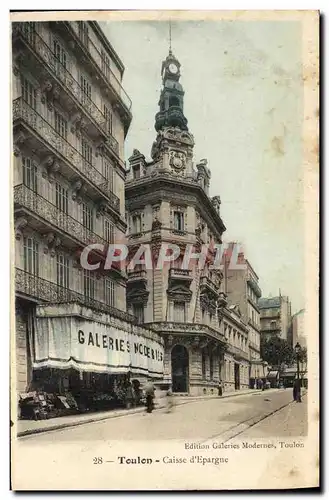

[63,21,132,114]
[15,268,136,323]
[14,184,107,248]
[13,97,120,212]
[12,23,119,156]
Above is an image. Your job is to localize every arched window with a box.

[169,96,179,108]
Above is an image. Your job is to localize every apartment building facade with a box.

[12,20,164,396]
[225,249,268,385]
[258,295,292,341]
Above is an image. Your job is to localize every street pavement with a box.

[234,393,308,439]
[13,389,310,490]
[17,388,306,443]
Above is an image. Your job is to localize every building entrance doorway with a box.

[171,344,189,393]
[234,363,240,390]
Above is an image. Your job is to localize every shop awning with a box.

[33,307,164,378]
[267,370,279,378]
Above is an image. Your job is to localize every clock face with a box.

[169,63,178,74]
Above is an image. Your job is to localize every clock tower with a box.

[151,50,195,179]
[155,50,188,132]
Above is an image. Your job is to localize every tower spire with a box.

[169,20,172,55]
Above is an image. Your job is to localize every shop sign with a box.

[33,317,164,377]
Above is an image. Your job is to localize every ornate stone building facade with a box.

[12,21,164,395]
[125,50,251,395]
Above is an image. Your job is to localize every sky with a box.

[101,19,304,313]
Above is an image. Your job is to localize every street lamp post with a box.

[294,342,301,402]
[295,342,301,381]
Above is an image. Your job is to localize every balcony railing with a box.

[200,275,219,295]
[227,344,250,361]
[12,24,119,156]
[13,97,120,212]
[14,184,107,248]
[127,269,147,281]
[148,321,227,345]
[169,268,192,280]
[249,340,259,351]
[68,21,132,112]
[15,268,136,323]
[261,325,280,332]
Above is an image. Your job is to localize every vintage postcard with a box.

[10,9,319,491]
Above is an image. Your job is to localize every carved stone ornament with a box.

[43,232,61,256]
[169,150,186,172]
[15,217,28,240]
[72,179,83,201]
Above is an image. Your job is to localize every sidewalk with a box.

[15,388,276,437]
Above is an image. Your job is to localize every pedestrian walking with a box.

[144,380,155,413]
[166,389,174,413]
[218,380,223,397]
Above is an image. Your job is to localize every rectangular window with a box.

[23,237,39,276]
[54,111,67,140]
[81,138,92,164]
[133,165,140,180]
[53,39,67,71]
[133,303,144,324]
[84,269,95,299]
[102,160,114,192]
[82,203,93,231]
[132,214,142,234]
[103,219,114,243]
[101,49,110,78]
[78,21,89,47]
[103,104,113,135]
[55,182,68,214]
[104,278,115,307]
[80,74,92,105]
[174,211,184,231]
[56,254,70,289]
[21,75,36,109]
[173,301,186,322]
[22,157,37,193]
[22,22,36,45]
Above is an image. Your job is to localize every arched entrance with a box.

[171,344,189,393]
